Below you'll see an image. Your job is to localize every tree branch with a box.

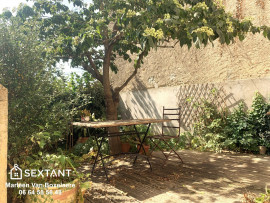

[109,32,124,46]
[109,21,124,46]
[157,45,175,48]
[114,50,146,94]
[82,63,103,84]
[85,52,103,82]
[53,56,73,59]
[93,56,104,60]
[53,53,103,83]
[157,40,179,48]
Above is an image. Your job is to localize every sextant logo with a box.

[9,164,72,180]
[10,164,22,180]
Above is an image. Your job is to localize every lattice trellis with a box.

[176,83,229,131]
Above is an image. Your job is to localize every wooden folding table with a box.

[72,119,170,180]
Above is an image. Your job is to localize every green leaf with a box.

[267,31,270,40]
[39,140,46,149]
[37,125,45,130]
[239,34,245,41]
[59,155,66,166]
[147,36,154,48]
[216,29,225,44]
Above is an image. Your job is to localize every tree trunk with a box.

[103,45,121,155]
[105,95,121,155]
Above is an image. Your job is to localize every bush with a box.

[192,101,227,152]
[73,138,95,156]
[185,92,270,153]
[0,10,104,202]
[224,102,258,152]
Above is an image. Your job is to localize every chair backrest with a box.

[162,107,181,137]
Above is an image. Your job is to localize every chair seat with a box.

[148,135,178,140]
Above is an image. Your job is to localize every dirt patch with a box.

[82,150,270,203]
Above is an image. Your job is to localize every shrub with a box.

[185,92,270,153]
[224,102,258,152]
[192,101,227,152]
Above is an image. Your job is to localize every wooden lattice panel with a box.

[176,83,228,131]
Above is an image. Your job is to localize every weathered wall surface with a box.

[111,0,270,91]
[119,77,270,132]
[0,84,8,203]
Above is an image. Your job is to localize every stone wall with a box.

[119,77,270,133]
[0,84,8,203]
[113,1,270,133]
[111,0,270,91]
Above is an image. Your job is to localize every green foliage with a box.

[3,0,270,155]
[244,187,270,203]
[39,1,261,51]
[255,189,270,203]
[4,0,269,153]
[0,11,105,200]
[185,92,270,153]
[0,16,67,161]
[73,138,95,156]
[0,14,104,162]
[225,93,270,151]
[25,0,266,76]
[6,0,267,124]
[72,134,109,157]
[248,92,270,147]
[192,101,227,152]
[224,102,257,151]
[68,72,105,119]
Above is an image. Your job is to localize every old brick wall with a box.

[0,84,8,203]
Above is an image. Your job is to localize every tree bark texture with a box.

[105,95,121,155]
[103,46,121,154]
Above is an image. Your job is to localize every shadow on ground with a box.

[81,150,270,203]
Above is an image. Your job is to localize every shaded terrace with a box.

[81,150,270,203]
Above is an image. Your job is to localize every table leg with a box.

[133,124,152,170]
[91,135,109,181]
[91,135,101,175]
[99,137,109,181]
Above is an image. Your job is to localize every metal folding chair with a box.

[148,107,183,163]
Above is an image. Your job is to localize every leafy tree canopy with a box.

[4,0,267,88]
[35,3,264,52]
[3,0,269,154]
[0,11,104,163]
